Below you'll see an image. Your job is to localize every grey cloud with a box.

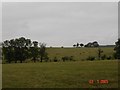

[2,2,118,46]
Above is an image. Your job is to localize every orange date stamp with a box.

[89,79,109,84]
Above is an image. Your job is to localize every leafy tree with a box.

[2,37,33,63]
[53,57,58,62]
[85,41,99,47]
[80,43,84,47]
[93,41,99,47]
[39,43,47,62]
[76,43,79,48]
[30,41,39,63]
[2,37,49,63]
[98,48,103,60]
[15,37,28,63]
[114,39,120,59]
[85,42,92,47]
[101,54,106,60]
[73,44,76,48]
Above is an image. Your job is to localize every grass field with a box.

[46,47,115,61]
[2,60,118,88]
[0,64,2,89]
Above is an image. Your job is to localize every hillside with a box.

[46,47,115,61]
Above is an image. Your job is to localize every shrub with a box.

[61,46,64,48]
[53,57,58,62]
[69,56,74,61]
[44,56,49,62]
[86,56,95,61]
[106,56,112,60]
[101,54,107,60]
[62,56,74,62]
[113,53,117,59]
[62,56,67,62]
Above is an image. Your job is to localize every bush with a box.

[62,56,74,62]
[86,56,95,61]
[113,53,117,59]
[69,56,74,61]
[44,56,49,62]
[106,56,112,60]
[62,56,67,62]
[101,54,107,60]
[53,57,58,62]
[61,46,64,48]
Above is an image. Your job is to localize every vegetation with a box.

[2,37,119,88]
[97,48,103,60]
[114,38,120,59]
[2,37,119,63]
[46,47,115,62]
[2,60,118,88]
[2,37,48,63]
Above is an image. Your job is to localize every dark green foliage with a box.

[80,43,84,47]
[39,43,47,62]
[73,44,76,48]
[2,37,48,63]
[2,37,32,63]
[43,53,49,62]
[101,54,107,60]
[97,48,103,60]
[69,56,74,61]
[93,41,99,47]
[62,56,74,62]
[106,56,112,60]
[86,56,95,61]
[61,46,64,48]
[53,57,58,62]
[84,41,99,47]
[30,47,39,63]
[76,43,79,47]
[114,39,120,59]
[113,53,117,59]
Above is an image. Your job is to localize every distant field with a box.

[46,47,115,61]
[2,60,118,88]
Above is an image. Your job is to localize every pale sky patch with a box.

[2,2,118,47]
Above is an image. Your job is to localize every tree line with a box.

[2,37,120,63]
[73,41,99,48]
[2,37,48,63]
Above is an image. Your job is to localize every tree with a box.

[98,48,103,60]
[39,43,47,62]
[2,40,13,63]
[93,41,99,47]
[73,44,76,48]
[85,42,92,47]
[85,41,99,47]
[2,37,33,63]
[16,37,28,63]
[114,39,120,59]
[80,43,84,47]
[76,43,79,48]
[2,37,49,63]
[30,41,39,62]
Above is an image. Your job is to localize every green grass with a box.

[2,60,118,88]
[46,47,115,60]
[0,64,2,89]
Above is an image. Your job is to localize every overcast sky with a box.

[2,2,118,47]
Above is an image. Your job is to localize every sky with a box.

[2,2,118,47]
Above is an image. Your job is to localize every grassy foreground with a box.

[2,60,118,88]
[0,64,2,89]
